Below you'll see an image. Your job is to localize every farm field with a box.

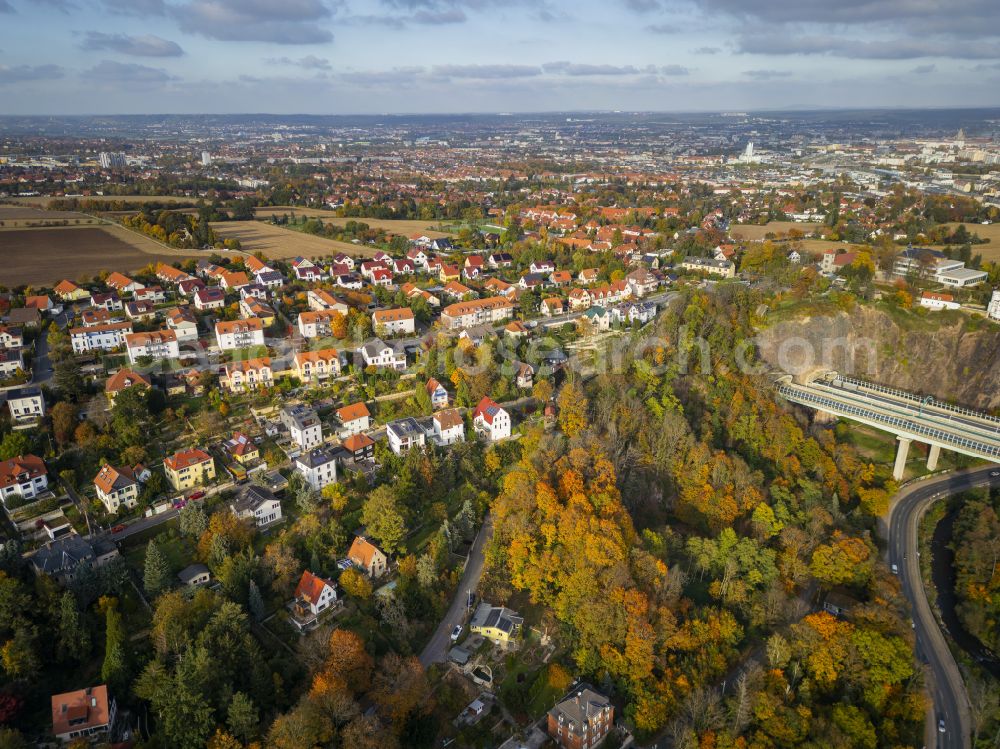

[252,207,453,238]
[0,204,100,228]
[1,225,203,286]
[6,194,202,207]
[210,220,379,259]
[730,221,822,240]
[936,222,1000,262]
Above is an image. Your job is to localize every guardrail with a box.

[778,385,1000,459]
[830,374,1000,426]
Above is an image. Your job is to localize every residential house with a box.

[433,409,465,445]
[473,396,511,441]
[163,448,215,492]
[0,325,23,349]
[297,310,345,339]
[291,257,325,282]
[51,685,116,744]
[255,269,285,289]
[469,601,523,645]
[280,404,323,450]
[612,301,657,326]
[530,260,555,274]
[79,308,118,327]
[294,447,338,490]
[393,258,415,275]
[484,278,514,297]
[26,294,56,312]
[440,297,514,330]
[225,432,260,465]
[549,270,573,287]
[509,361,534,389]
[31,536,118,584]
[919,291,960,311]
[89,292,122,312]
[126,329,180,364]
[135,285,166,304]
[626,267,659,297]
[176,278,206,297]
[335,274,363,290]
[307,289,349,313]
[54,279,90,302]
[519,272,546,290]
[541,297,565,317]
[105,272,142,295]
[294,348,341,382]
[426,378,449,408]
[488,252,513,268]
[372,307,416,336]
[239,298,275,326]
[222,357,273,392]
[442,280,475,300]
[337,402,371,436]
[155,263,194,287]
[194,287,226,311]
[0,454,48,503]
[94,463,142,514]
[125,300,157,322]
[230,484,282,527]
[681,257,736,278]
[348,536,388,578]
[360,338,406,371]
[165,307,199,341]
[440,263,461,283]
[215,318,265,350]
[567,288,592,311]
[219,271,250,291]
[504,320,530,339]
[0,348,23,380]
[577,268,599,285]
[386,417,426,455]
[458,324,494,348]
[104,369,150,404]
[6,386,44,424]
[546,689,614,749]
[177,563,211,587]
[290,570,338,630]
[341,432,375,462]
[70,322,132,353]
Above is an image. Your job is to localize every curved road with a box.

[887,465,1000,749]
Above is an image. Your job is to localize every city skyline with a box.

[1,0,999,114]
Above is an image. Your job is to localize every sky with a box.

[0,0,999,114]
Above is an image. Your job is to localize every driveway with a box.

[419,513,493,668]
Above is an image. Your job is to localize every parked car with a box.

[111,524,126,534]
[450,625,463,642]
[938,718,946,733]
[891,563,898,575]
[188,490,206,500]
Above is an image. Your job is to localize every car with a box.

[450,625,463,642]
[991,471,999,477]
[111,524,126,534]
[891,563,899,575]
[938,718,946,733]
[188,490,206,500]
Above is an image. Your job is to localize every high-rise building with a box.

[99,152,126,169]
[201,151,212,166]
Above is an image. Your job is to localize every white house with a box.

[230,484,283,527]
[293,349,340,382]
[294,447,338,491]
[988,289,1000,321]
[372,308,416,336]
[360,338,406,371]
[165,308,199,342]
[433,409,465,446]
[222,358,274,392]
[126,329,180,364]
[473,396,511,441]
[193,287,227,311]
[94,464,142,514]
[290,570,338,630]
[6,386,44,425]
[280,404,323,449]
[215,318,265,350]
[70,322,132,353]
[0,454,48,504]
[386,417,426,455]
[919,291,960,311]
[336,402,371,436]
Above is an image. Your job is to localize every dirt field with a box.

[252,208,453,238]
[2,226,204,287]
[936,222,1000,262]
[731,221,822,240]
[0,204,100,228]
[210,221,379,260]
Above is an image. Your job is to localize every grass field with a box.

[252,208,453,238]
[210,220,380,259]
[2,225,203,286]
[731,221,823,240]
[936,222,1000,262]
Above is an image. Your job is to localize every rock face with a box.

[755,306,1000,411]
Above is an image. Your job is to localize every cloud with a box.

[341,66,425,86]
[268,54,332,70]
[736,33,1000,60]
[171,0,334,44]
[645,23,674,33]
[543,61,645,76]
[693,46,721,54]
[910,63,936,73]
[431,64,542,79]
[0,0,13,11]
[85,59,175,86]
[742,69,792,80]
[81,32,183,57]
[101,0,166,13]
[412,8,465,23]
[972,62,1000,71]
[36,0,75,11]
[0,63,64,84]
[660,64,690,75]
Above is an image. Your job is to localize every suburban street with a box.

[887,465,1000,749]
[419,513,494,668]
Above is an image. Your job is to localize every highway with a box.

[887,466,1000,749]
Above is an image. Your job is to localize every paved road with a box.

[31,314,58,385]
[887,466,1000,749]
[419,513,493,668]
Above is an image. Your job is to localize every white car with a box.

[891,563,899,575]
[450,625,463,642]
[938,718,946,734]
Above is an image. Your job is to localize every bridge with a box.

[776,373,1000,480]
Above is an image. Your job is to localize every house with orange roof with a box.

[125,329,180,364]
[224,432,260,465]
[439,263,461,283]
[105,272,142,295]
[567,288,592,311]
[290,570,339,631]
[540,297,565,317]
[94,463,144,513]
[426,378,449,408]
[294,348,341,381]
[215,318,265,350]
[347,536,388,578]
[220,270,250,291]
[163,448,215,491]
[104,368,150,405]
[54,279,89,302]
[372,307,415,336]
[336,401,371,436]
[442,280,474,300]
[222,357,273,393]
[51,685,115,743]
[341,432,375,462]
[473,396,511,441]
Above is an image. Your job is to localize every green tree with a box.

[100,599,129,691]
[361,486,406,553]
[247,580,265,622]
[144,540,172,597]
[227,691,259,742]
[58,590,90,663]
[0,433,29,461]
[179,503,208,538]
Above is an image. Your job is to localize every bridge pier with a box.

[893,437,911,481]
[927,443,941,471]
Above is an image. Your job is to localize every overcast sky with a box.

[0,0,998,114]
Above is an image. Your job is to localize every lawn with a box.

[730,221,823,240]
[934,222,1000,262]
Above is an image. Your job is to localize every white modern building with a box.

[294,447,338,491]
[280,404,323,450]
[386,417,426,455]
[125,329,180,364]
[70,322,133,353]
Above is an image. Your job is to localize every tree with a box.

[144,540,172,597]
[111,385,151,448]
[339,568,372,600]
[557,379,589,438]
[58,591,90,663]
[179,503,208,538]
[0,629,39,680]
[247,580,265,622]
[360,486,406,553]
[53,358,84,400]
[324,630,374,693]
[0,728,29,749]
[227,691,258,742]
[0,433,29,461]
[322,482,349,513]
[100,598,129,691]
[50,402,77,447]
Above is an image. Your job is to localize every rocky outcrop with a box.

[755,305,1000,411]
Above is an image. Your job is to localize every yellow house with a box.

[164,448,215,491]
[469,603,523,645]
[54,279,90,302]
[225,432,259,465]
